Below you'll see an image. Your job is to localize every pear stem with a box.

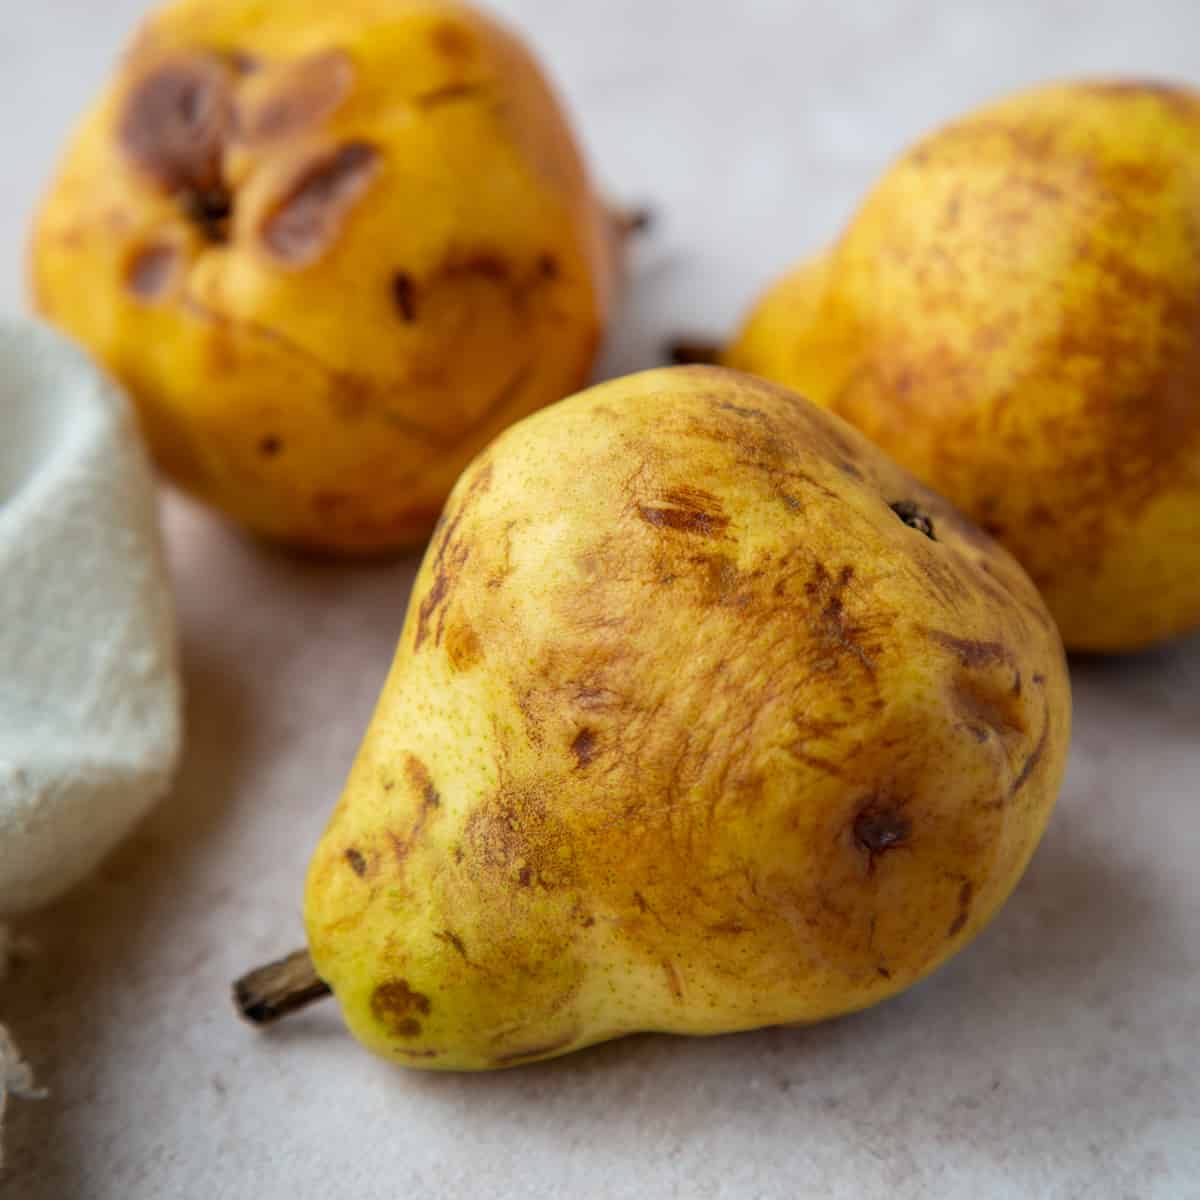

[610,205,654,239]
[667,338,724,366]
[233,949,331,1026]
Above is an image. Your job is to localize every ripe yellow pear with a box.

[31,0,617,553]
[723,80,1200,652]
[294,366,1070,1070]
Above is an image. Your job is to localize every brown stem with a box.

[667,338,724,366]
[609,204,654,240]
[233,948,331,1026]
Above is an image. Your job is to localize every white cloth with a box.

[0,318,181,915]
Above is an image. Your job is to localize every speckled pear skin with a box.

[31,0,614,553]
[726,80,1200,652]
[304,366,1071,1070]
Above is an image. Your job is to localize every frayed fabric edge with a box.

[0,925,45,1169]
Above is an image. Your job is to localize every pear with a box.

[31,0,625,554]
[242,367,1070,1069]
[718,80,1200,652]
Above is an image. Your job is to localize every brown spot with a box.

[258,435,283,457]
[344,848,367,876]
[662,959,684,1001]
[638,485,730,538]
[927,630,1016,670]
[228,50,261,76]
[444,622,482,672]
[1010,708,1051,798]
[435,929,469,960]
[120,56,233,194]
[395,1048,440,1059]
[405,756,440,809]
[948,880,974,937]
[239,49,353,143]
[414,570,451,651]
[707,921,750,935]
[432,21,475,61]
[413,466,489,650]
[370,979,431,1039]
[260,141,380,267]
[392,271,416,322]
[464,783,577,892]
[413,82,484,109]
[571,727,597,769]
[806,563,877,674]
[853,804,911,866]
[492,1034,575,1066]
[386,756,441,866]
[877,966,892,979]
[443,251,511,283]
[716,400,767,419]
[537,254,560,279]
[127,244,178,300]
[952,674,1027,746]
[890,500,936,540]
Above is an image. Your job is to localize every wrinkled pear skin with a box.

[31,0,613,553]
[305,366,1071,1070]
[727,80,1200,652]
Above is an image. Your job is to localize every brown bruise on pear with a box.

[303,367,1071,1071]
[30,0,617,554]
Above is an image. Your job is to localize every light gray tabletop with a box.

[2,3,1198,1196]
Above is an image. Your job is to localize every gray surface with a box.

[2,2,1199,1197]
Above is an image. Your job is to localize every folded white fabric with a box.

[0,318,182,916]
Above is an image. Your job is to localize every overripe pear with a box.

[250,366,1072,1069]
[722,80,1200,652]
[31,0,619,553]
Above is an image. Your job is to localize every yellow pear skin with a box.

[726,80,1200,652]
[304,366,1071,1070]
[31,0,614,553]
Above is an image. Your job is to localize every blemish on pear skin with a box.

[890,500,936,540]
[239,50,353,143]
[948,880,974,937]
[344,848,367,876]
[492,1033,575,1066]
[571,727,597,768]
[927,629,1016,669]
[853,803,911,870]
[258,435,283,457]
[435,929,469,960]
[370,979,431,1039]
[1010,707,1051,798]
[260,141,380,266]
[638,486,730,537]
[415,466,490,650]
[127,244,178,300]
[445,622,482,672]
[392,271,417,322]
[119,56,232,193]
[405,755,440,809]
[432,20,475,62]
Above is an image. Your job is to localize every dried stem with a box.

[233,949,331,1026]
[667,339,724,366]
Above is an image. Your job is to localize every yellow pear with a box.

[31,0,617,553]
[723,80,1200,652]
[281,366,1070,1070]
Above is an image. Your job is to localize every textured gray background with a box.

[2,2,1199,1197]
